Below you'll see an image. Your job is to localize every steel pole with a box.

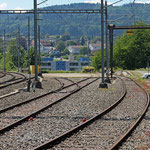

[101,0,104,83]
[34,0,38,81]
[109,24,114,78]
[17,27,21,72]
[28,16,30,74]
[38,25,41,74]
[105,1,110,83]
[3,29,6,71]
[99,0,107,88]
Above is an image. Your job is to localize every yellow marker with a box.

[127,29,133,35]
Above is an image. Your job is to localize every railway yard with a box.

[0,71,149,150]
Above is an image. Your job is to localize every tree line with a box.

[92,22,150,71]
[1,3,150,37]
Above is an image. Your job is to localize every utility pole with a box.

[17,27,21,72]
[28,16,30,74]
[105,1,111,83]
[34,0,42,88]
[34,0,38,81]
[3,29,6,71]
[108,24,115,78]
[99,0,107,88]
[38,25,41,75]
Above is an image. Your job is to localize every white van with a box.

[142,73,150,79]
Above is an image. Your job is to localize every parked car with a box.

[142,73,150,79]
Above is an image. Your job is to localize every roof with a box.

[90,43,101,47]
[69,45,85,48]
[31,40,52,46]
[40,40,52,46]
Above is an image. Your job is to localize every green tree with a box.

[91,37,101,44]
[114,22,150,69]
[79,47,89,55]
[7,39,18,67]
[56,41,66,54]
[91,50,102,71]
[0,38,3,54]
[80,36,85,45]
[0,51,16,71]
[66,40,77,46]
[7,39,26,68]
[62,48,70,56]
[60,33,71,41]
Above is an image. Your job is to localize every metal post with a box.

[3,29,6,71]
[28,16,31,74]
[99,0,107,88]
[105,1,111,83]
[109,24,115,78]
[17,27,21,72]
[33,0,42,88]
[38,25,41,74]
[34,0,38,81]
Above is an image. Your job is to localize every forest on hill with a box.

[0,3,149,37]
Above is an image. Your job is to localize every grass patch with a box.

[41,69,82,73]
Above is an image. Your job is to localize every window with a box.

[41,62,51,66]
[70,63,78,66]
[81,62,89,66]
[70,68,77,71]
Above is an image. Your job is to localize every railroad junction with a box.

[0,71,149,150]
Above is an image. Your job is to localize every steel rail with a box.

[33,77,127,150]
[0,72,27,89]
[108,77,150,150]
[0,73,15,84]
[60,77,86,91]
[0,77,98,134]
[0,71,6,78]
[0,77,73,114]
[0,77,89,113]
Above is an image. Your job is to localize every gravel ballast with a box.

[0,77,125,150]
[51,77,147,150]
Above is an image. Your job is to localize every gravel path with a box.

[51,77,147,150]
[0,77,124,150]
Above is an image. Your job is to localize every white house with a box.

[31,40,54,53]
[68,45,85,54]
[40,40,54,53]
[89,43,101,53]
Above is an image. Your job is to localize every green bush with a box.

[82,66,95,73]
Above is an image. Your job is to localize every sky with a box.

[0,0,150,10]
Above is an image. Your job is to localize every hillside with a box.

[0,3,149,37]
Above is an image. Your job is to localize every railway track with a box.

[0,77,101,150]
[0,72,26,86]
[0,77,97,131]
[32,76,149,150]
[0,72,32,97]
[0,76,124,150]
[0,71,6,78]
